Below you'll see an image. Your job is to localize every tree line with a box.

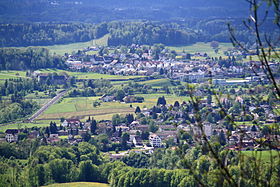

[0,23,108,47]
[1,20,279,48]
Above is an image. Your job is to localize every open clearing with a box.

[45,182,109,187]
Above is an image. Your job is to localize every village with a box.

[65,44,278,84]
[1,44,279,161]
[3,90,279,160]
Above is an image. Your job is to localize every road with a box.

[27,90,68,122]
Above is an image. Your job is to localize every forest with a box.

[0,23,107,47]
[0,0,249,23]
[0,48,66,70]
[1,20,279,47]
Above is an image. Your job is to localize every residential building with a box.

[5,129,19,142]
[149,134,162,147]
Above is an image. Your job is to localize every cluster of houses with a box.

[65,44,278,83]
[3,101,279,151]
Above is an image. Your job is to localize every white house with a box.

[149,134,162,147]
[62,119,81,128]
[5,129,19,143]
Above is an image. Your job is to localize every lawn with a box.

[45,182,109,187]
[168,42,233,58]
[241,150,280,163]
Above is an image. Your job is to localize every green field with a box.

[45,182,109,187]
[0,71,28,80]
[140,79,173,87]
[135,94,190,108]
[0,120,57,132]
[241,150,280,162]
[37,69,145,80]
[43,34,109,55]
[38,96,134,121]
[168,42,233,58]
[38,94,189,121]
[4,34,109,56]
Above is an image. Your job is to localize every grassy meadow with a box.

[139,79,173,87]
[37,94,190,121]
[37,68,145,80]
[0,70,28,80]
[241,150,280,163]
[168,42,233,58]
[0,120,59,132]
[43,34,109,55]
[3,34,109,56]
[45,182,109,187]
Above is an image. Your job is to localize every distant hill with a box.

[0,0,250,23]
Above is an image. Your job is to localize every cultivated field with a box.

[45,182,109,187]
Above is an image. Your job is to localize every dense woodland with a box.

[0,23,108,47]
[0,48,66,70]
[0,0,248,23]
[1,20,278,47]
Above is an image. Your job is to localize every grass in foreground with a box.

[45,182,109,187]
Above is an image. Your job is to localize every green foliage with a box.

[78,160,99,182]
[0,48,65,70]
[48,158,77,183]
[0,23,106,47]
[121,152,149,168]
